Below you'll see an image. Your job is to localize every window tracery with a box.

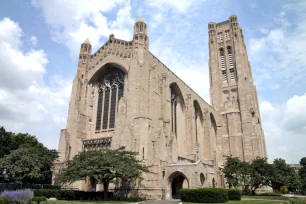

[95,69,124,131]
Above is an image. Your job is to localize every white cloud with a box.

[30,35,37,46]
[31,0,134,56]
[0,17,71,149]
[260,93,306,163]
[146,0,198,13]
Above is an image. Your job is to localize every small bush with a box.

[228,189,241,200]
[0,196,10,204]
[180,188,228,203]
[259,192,283,196]
[33,189,60,198]
[1,189,34,204]
[32,196,47,204]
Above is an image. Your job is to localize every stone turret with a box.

[133,17,149,50]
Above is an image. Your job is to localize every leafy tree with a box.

[0,126,45,158]
[270,158,299,192]
[248,157,272,195]
[0,146,58,184]
[223,156,243,188]
[299,157,306,195]
[57,147,152,200]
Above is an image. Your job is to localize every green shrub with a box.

[32,196,47,204]
[0,196,10,204]
[259,192,283,196]
[180,188,228,203]
[33,189,60,198]
[55,190,113,201]
[228,189,241,200]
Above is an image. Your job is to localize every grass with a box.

[242,195,287,201]
[183,201,283,204]
[50,201,128,204]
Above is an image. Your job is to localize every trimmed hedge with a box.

[32,196,47,204]
[0,183,60,192]
[56,190,114,201]
[0,196,10,204]
[228,189,241,200]
[33,189,60,198]
[180,188,228,203]
[259,192,283,196]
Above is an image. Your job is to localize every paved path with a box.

[141,200,180,204]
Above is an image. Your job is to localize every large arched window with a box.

[95,68,124,131]
[171,88,178,134]
[193,101,203,143]
[220,48,227,81]
[210,113,217,152]
[170,83,186,155]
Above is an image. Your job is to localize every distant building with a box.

[53,15,267,199]
[289,164,301,174]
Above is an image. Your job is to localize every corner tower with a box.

[208,15,267,161]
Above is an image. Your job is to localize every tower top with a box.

[83,38,90,44]
[137,16,145,23]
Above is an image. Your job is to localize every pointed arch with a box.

[170,83,186,156]
[210,113,217,153]
[193,100,203,143]
[89,63,127,132]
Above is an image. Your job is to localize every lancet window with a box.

[225,30,230,40]
[171,88,178,134]
[227,47,235,80]
[220,48,227,81]
[218,32,223,41]
[95,69,124,131]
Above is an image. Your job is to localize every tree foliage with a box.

[0,126,58,184]
[299,157,306,195]
[270,158,299,192]
[223,156,299,195]
[57,147,152,200]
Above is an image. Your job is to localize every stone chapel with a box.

[54,15,267,199]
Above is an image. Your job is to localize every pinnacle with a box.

[83,38,90,44]
[137,16,144,22]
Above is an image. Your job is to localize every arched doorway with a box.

[212,178,216,188]
[169,171,189,199]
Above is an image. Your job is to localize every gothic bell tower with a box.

[208,15,267,162]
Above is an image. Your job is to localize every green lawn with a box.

[242,196,287,201]
[183,200,283,204]
[50,201,128,204]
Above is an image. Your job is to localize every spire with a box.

[137,16,144,22]
[83,38,90,44]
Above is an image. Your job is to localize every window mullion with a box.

[100,89,105,130]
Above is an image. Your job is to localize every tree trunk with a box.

[103,182,109,200]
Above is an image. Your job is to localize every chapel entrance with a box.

[169,171,189,199]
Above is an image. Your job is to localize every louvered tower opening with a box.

[220,48,227,81]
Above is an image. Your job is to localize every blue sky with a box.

[0,0,305,163]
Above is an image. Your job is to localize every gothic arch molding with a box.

[168,171,189,199]
[88,62,128,84]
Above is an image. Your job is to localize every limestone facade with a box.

[54,15,267,199]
